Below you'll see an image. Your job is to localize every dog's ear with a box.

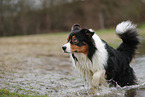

[71,24,80,31]
[85,29,95,37]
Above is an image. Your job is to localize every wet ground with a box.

[0,34,145,97]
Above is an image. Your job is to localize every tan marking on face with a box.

[72,36,75,38]
[70,42,89,55]
[67,37,69,41]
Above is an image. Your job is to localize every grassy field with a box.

[0,27,145,96]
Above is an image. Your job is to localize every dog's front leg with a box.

[84,71,95,94]
[84,71,93,87]
[92,70,107,89]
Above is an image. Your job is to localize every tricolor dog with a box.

[62,21,139,92]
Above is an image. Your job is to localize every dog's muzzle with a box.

[62,43,71,53]
[62,46,67,52]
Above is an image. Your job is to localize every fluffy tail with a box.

[116,21,140,58]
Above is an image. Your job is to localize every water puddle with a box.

[0,37,145,97]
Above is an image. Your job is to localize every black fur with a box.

[69,28,97,61]
[104,29,139,87]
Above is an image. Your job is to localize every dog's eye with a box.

[72,38,79,44]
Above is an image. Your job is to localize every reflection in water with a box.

[125,88,145,97]
[125,89,136,97]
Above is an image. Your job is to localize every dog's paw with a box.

[89,87,95,94]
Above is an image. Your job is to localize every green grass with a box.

[0,89,29,97]
[95,28,115,34]
[0,89,48,97]
[138,22,145,30]
[137,22,145,36]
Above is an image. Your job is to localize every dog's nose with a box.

[62,46,66,51]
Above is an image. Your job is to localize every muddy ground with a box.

[0,34,90,96]
[0,32,144,96]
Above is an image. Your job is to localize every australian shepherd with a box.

[62,21,139,92]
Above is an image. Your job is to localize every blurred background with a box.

[0,0,145,36]
[1,0,145,96]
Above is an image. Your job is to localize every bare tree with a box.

[98,12,105,29]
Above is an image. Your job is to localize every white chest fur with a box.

[70,34,108,88]
[70,34,108,75]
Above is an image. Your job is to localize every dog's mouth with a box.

[63,50,78,53]
[62,49,70,53]
[63,51,69,53]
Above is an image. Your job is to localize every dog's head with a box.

[62,24,95,55]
